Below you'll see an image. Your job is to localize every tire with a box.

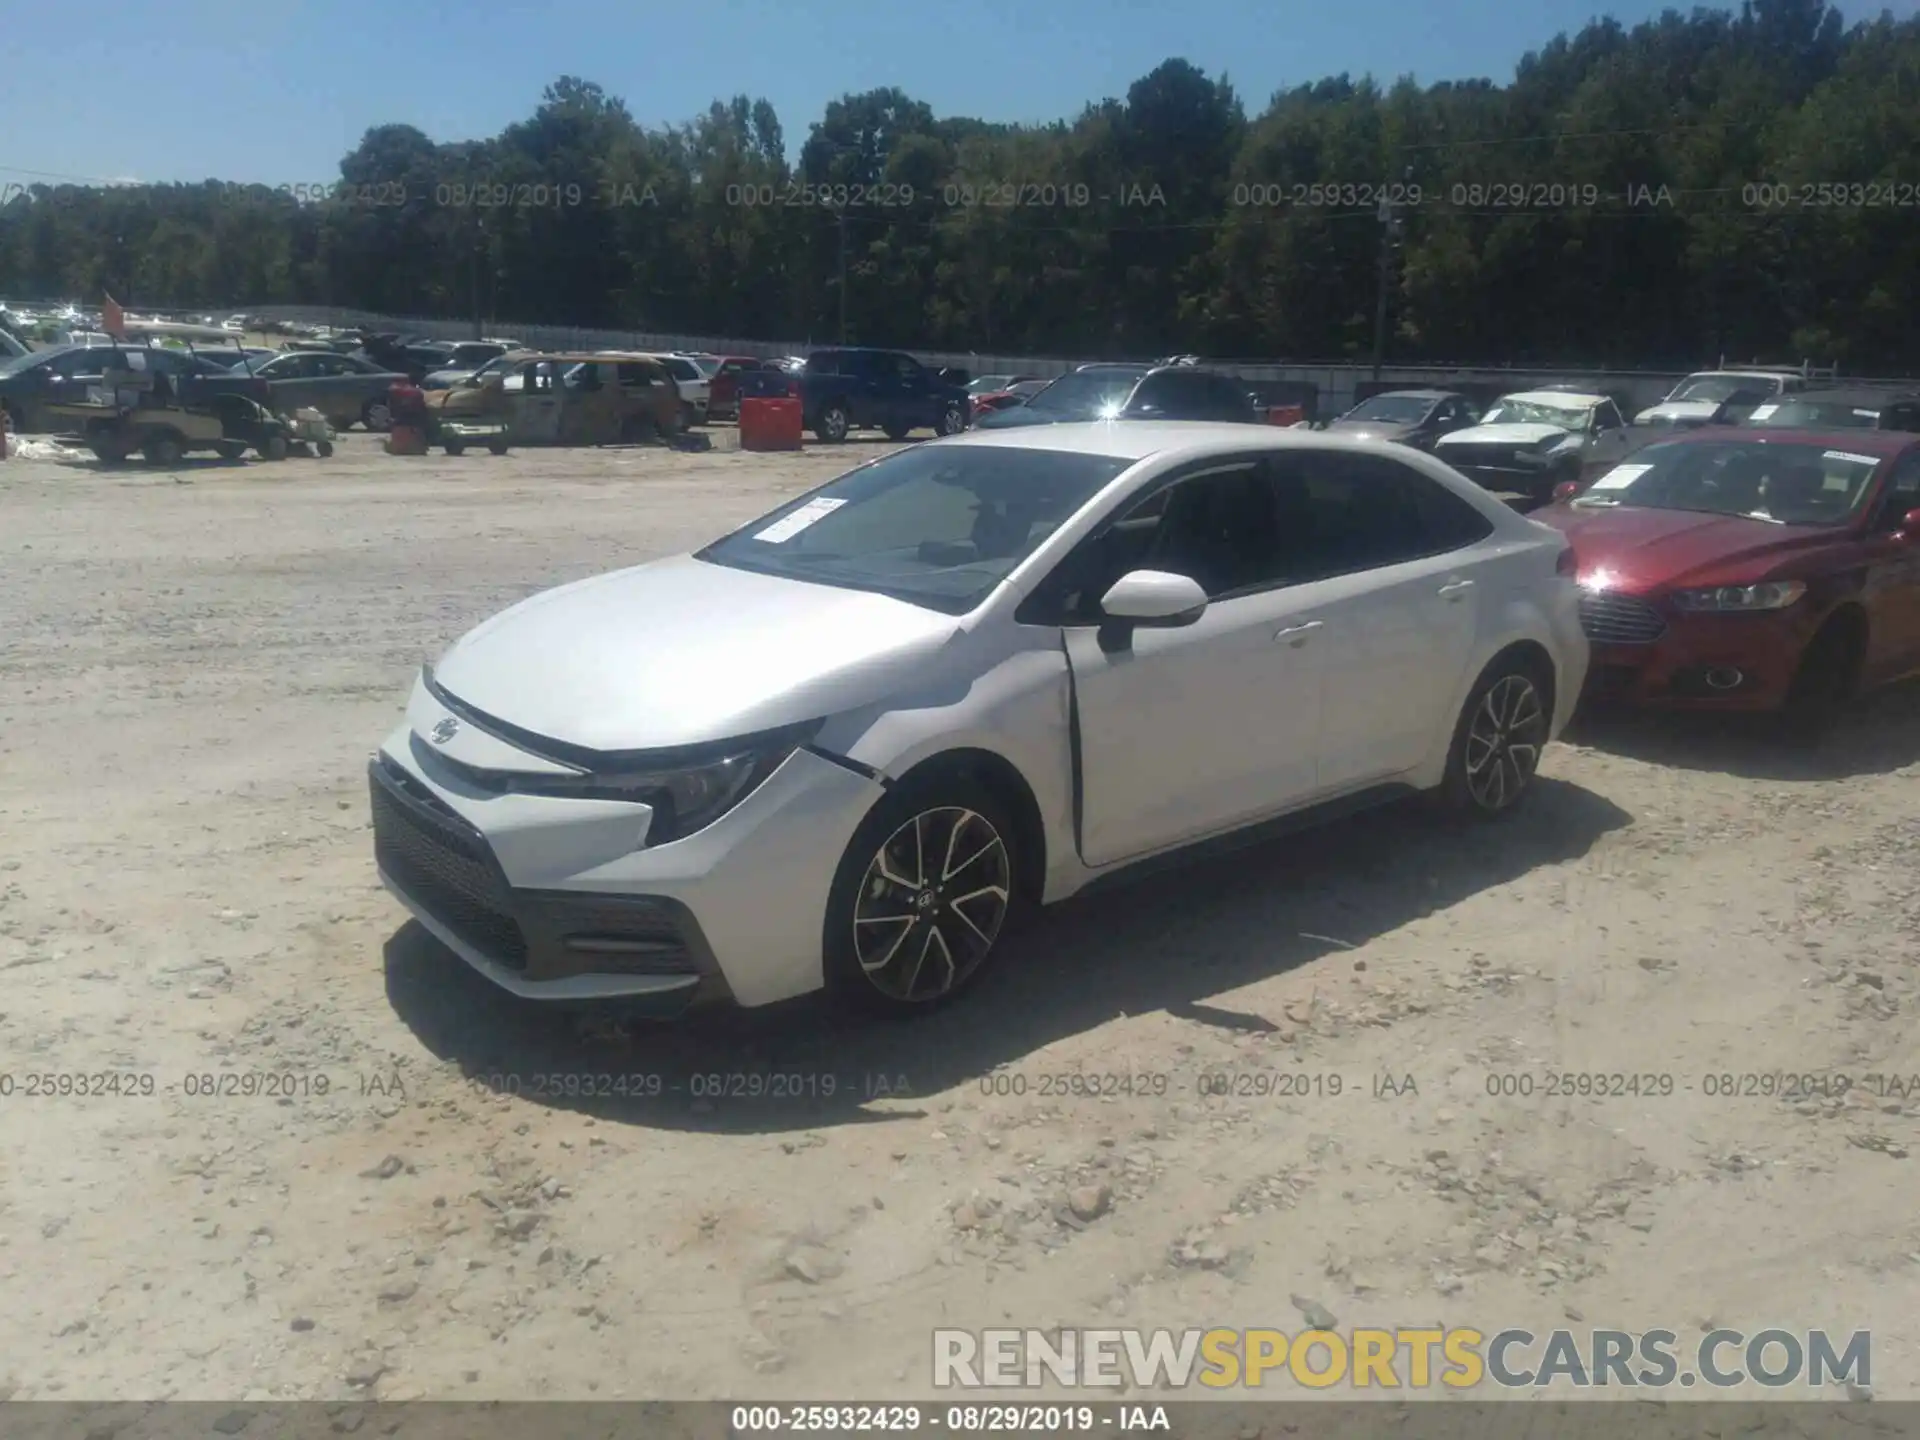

[443,440,465,457]
[143,431,185,467]
[260,434,289,461]
[486,440,508,456]
[882,424,912,442]
[214,441,248,461]
[1776,615,1861,747]
[823,776,1021,1015]
[362,399,393,432]
[90,442,128,465]
[935,401,966,437]
[1437,654,1553,818]
[815,402,851,443]
[316,441,334,458]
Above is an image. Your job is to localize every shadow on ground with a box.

[384,777,1629,1135]
[1567,677,1920,781]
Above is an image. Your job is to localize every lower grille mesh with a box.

[370,762,528,970]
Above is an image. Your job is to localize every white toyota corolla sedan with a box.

[370,422,1588,1017]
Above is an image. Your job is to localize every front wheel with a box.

[823,778,1020,1015]
[935,401,966,437]
[315,440,334,458]
[1437,656,1552,817]
[260,434,289,461]
[143,431,185,467]
[814,402,850,443]
[486,439,509,456]
[214,441,248,461]
[443,440,465,457]
[1775,614,1863,747]
[882,423,912,442]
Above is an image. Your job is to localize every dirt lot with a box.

[1,432,1916,1405]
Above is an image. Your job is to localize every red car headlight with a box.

[1670,580,1806,613]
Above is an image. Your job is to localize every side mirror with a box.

[1552,480,1581,503]
[1100,570,1208,627]
[1901,507,1920,536]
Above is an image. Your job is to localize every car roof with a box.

[1358,388,1452,401]
[941,419,1441,463]
[1649,425,1920,458]
[1680,369,1793,380]
[1499,389,1604,406]
[1781,387,1919,407]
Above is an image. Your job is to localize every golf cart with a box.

[44,321,295,465]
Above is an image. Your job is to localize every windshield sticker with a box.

[1587,463,1653,491]
[1853,409,1880,418]
[1748,403,1778,420]
[752,497,846,543]
[1822,450,1880,467]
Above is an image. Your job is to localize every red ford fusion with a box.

[1535,428,1920,734]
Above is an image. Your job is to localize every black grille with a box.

[1579,591,1667,645]
[1442,445,1532,474]
[370,759,528,970]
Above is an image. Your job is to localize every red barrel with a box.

[740,397,804,451]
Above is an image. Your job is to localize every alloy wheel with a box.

[852,807,1011,1002]
[1463,674,1546,811]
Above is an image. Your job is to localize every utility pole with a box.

[470,215,483,340]
[1370,166,1411,382]
[836,206,849,344]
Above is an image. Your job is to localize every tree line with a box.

[3,0,1917,369]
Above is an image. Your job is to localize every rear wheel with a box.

[824,777,1019,1015]
[143,431,185,467]
[815,402,850,443]
[1438,655,1552,817]
[443,440,465,457]
[486,439,509,456]
[214,441,248,461]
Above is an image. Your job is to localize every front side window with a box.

[698,444,1133,614]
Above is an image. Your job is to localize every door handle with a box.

[1273,620,1323,646]
[1438,579,1475,599]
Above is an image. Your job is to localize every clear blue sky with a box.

[1,0,1911,188]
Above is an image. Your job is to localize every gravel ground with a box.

[0,431,1916,1404]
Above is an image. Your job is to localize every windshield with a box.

[1671,375,1777,403]
[1746,398,1879,429]
[1480,398,1590,429]
[679,355,719,377]
[1344,394,1435,424]
[1026,368,1147,416]
[1573,439,1883,526]
[697,443,1133,614]
[0,348,47,378]
[967,375,1016,395]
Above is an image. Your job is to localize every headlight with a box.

[500,723,818,843]
[1536,432,1577,452]
[1671,581,1806,613]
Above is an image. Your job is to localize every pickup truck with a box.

[793,348,971,442]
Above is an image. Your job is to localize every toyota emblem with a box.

[430,717,459,745]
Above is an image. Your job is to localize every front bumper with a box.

[1577,595,1811,710]
[369,710,885,1008]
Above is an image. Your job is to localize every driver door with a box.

[1056,458,1329,867]
[1860,452,1920,681]
[505,362,562,443]
[1583,400,1631,474]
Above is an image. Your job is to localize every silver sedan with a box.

[370,422,1588,1017]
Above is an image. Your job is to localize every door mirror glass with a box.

[1100,569,1208,626]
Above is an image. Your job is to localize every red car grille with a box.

[1578,592,1667,645]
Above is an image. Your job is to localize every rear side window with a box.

[1273,453,1495,579]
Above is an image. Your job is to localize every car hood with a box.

[428,554,964,752]
[1326,419,1418,442]
[1532,503,1832,591]
[1636,400,1723,424]
[1437,422,1572,447]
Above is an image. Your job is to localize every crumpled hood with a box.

[430,554,963,752]
[1437,422,1573,448]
